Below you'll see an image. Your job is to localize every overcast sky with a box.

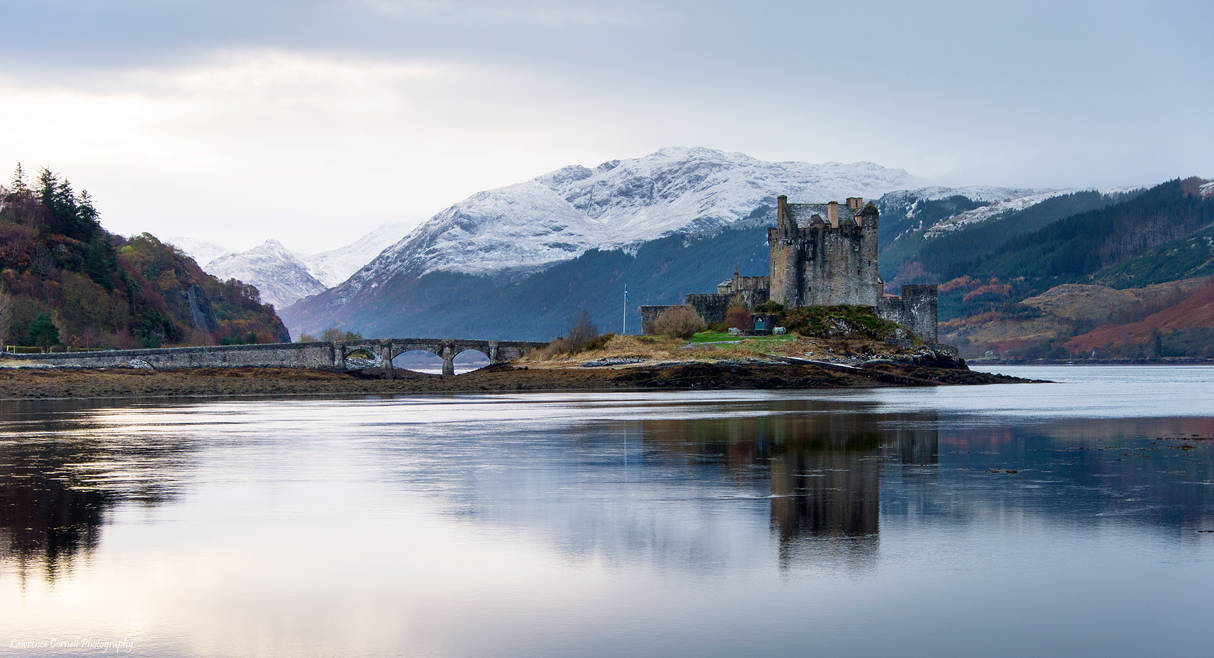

[3,0,1211,253]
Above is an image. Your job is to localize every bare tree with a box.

[0,287,12,347]
[565,310,599,352]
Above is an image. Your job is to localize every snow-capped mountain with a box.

[206,240,327,309]
[877,185,1041,217]
[921,189,1071,238]
[166,222,414,310]
[301,221,414,287]
[165,236,231,266]
[331,147,914,300]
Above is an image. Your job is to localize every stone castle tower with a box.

[641,194,939,343]
[767,195,883,308]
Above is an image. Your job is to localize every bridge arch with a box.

[332,338,545,376]
[390,349,446,374]
[339,346,380,370]
[449,347,492,374]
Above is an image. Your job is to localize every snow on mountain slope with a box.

[164,236,231,266]
[922,189,1071,237]
[334,147,914,300]
[877,185,1042,220]
[206,240,328,309]
[880,185,1041,207]
[1200,179,1214,198]
[301,221,414,287]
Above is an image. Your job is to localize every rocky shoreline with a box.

[0,359,1030,401]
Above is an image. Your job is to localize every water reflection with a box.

[2,378,1214,656]
[637,411,939,570]
[0,399,197,587]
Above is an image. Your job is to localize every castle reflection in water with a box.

[639,408,939,570]
[4,396,1214,585]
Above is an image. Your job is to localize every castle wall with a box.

[767,227,800,307]
[877,285,939,343]
[716,275,770,296]
[684,294,731,325]
[640,305,681,335]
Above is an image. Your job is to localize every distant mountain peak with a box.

[207,241,327,309]
[283,147,922,330]
[343,147,914,289]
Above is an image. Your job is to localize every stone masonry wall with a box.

[877,285,939,344]
[4,338,547,371]
[684,294,731,325]
[5,342,337,370]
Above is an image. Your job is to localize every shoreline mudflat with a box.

[0,362,1028,401]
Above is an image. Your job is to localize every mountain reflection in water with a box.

[1,367,1213,657]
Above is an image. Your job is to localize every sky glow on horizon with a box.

[2,0,1211,253]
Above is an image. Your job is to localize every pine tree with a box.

[9,163,27,192]
[27,314,60,350]
[37,168,57,207]
[77,189,99,231]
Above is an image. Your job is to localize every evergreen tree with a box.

[9,163,27,193]
[77,189,98,227]
[27,314,60,350]
[37,168,58,207]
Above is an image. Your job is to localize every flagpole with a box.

[622,284,628,335]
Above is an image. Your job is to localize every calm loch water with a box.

[2,366,1213,656]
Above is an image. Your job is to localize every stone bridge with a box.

[4,338,548,376]
[335,338,546,376]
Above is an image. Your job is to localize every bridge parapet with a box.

[5,337,547,376]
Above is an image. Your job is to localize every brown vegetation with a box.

[943,277,1214,360]
[651,305,707,338]
[533,310,610,359]
[0,165,287,349]
[724,295,751,330]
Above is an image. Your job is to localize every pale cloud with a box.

[1,1,1211,254]
[0,52,610,252]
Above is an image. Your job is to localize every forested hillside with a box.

[931,178,1214,359]
[0,165,289,349]
[879,190,1126,291]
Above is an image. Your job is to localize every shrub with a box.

[565,310,599,352]
[725,305,751,331]
[652,305,707,339]
[753,300,785,314]
[781,305,903,341]
[320,327,363,342]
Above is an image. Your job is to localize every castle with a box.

[641,195,939,342]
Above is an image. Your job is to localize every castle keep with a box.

[640,195,939,342]
[769,196,881,307]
